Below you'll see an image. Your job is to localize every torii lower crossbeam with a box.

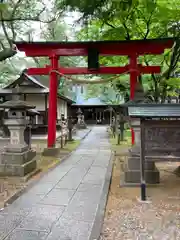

[27,65,161,75]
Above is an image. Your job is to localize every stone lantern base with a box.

[122,118,160,185]
[123,155,160,185]
[76,122,87,129]
[0,146,37,177]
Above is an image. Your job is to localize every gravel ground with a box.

[100,154,180,240]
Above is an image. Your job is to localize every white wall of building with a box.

[26,94,46,111]
[57,98,67,119]
[25,94,68,123]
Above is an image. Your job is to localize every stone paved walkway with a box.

[72,128,92,141]
[0,126,112,240]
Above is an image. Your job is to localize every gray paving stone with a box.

[38,171,69,184]
[46,216,92,240]
[82,166,107,185]
[55,167,88,190]
[0,213,23,240]
[73,164,92,172]
[62,190,100,222]
[12,193,44,207]
[4,229,48,240]
[18,205,64,232]
[73,150,99,156]
[27,204,65,220]
[77,182,103,193]
[65,157,83,165]
[40,189,75,206]
[0,203,31,218]
[92,158,110,168]
[27,183,55,196]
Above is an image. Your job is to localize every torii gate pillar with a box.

[130,54,138,145]
[47,55,58,147]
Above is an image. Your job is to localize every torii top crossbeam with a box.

[15,38,174,56]
[14,38,175,148]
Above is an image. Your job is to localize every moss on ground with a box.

[62,139,81,152]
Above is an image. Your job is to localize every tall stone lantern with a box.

[76,108,87,129]
[0,92,37,177]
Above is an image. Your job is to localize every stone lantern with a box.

[76,108,87,129]
[0,91,37,177]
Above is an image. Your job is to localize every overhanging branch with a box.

[0,47,17,61]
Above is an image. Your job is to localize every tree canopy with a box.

[0,0,180,103]
[68,0,180,102]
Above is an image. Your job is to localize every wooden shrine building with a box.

[70,85,123,124]
[0,72,74,134]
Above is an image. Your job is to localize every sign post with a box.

[140,118,146,201]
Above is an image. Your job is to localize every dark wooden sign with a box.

[143,120,180,156]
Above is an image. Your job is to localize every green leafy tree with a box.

[31,19,82,99]
[74,0,180,102]
[57,0,134,22]
[0,0,63,86]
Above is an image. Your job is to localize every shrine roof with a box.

[2,72,74,103]
[3,72,49,91]
[73,97,107,106]
[14,38,175,56]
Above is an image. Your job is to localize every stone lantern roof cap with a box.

[0,99,35,109]
[77,108,82,114]
[0,86,35,109]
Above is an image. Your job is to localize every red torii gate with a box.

[15,38,174,148]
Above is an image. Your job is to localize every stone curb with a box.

[89,151,114,240]
[3,128,92,208]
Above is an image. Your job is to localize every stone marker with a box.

[0,89,37,177]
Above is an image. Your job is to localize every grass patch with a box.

[37,155,59,172]
[62,139,81,152]
[108,128,131,154]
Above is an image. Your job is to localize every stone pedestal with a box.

[123,118,160,185]
[0,150,36,177]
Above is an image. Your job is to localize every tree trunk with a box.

[154,79,159,103]
[161,83,168,103]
